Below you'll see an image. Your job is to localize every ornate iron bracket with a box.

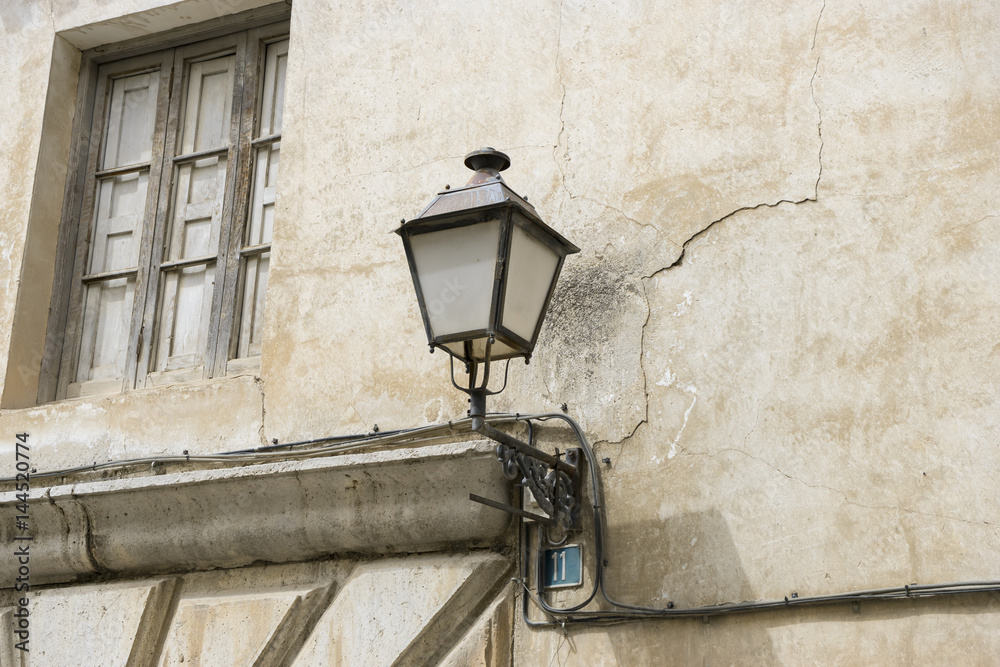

[466,388,583,532]
[496,442,582,531]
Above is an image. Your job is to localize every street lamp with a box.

[396,148,582,530]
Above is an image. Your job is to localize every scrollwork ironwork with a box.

[496,443,579,531]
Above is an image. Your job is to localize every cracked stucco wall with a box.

[1,0,999,662]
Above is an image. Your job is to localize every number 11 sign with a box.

[543,545,583,589]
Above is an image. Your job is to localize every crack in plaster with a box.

[61,489,108,575]
[550,75,659,242]
[561,5,828,453]
[810,59,824,199]
[255,376,268,447]
[653,194,819,277]
[551,0,571,218]
[615,196,818,455]
[668,389,698,461]
[617,20,829,451]
[94,592,119,629]
[812,0,826,50]
[353,154,464,180]
[811,0,825,198]
[76,499,105,573]
[551,118,662,238]
[44,487,71,541]
[600,285,652,455]
[345,384,367,430]
[742,369,795,451]
[552,85,568,201]
[651,0,826,277]
[577,195,646,228]
[685,446,996,529]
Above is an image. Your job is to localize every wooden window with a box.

[46,20,289,400]
[235,39,287,365]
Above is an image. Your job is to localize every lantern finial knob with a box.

[464,148,510,173]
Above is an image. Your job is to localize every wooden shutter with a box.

[62,52,172,399]
[236,37,288,361]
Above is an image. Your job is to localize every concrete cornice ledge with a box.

[0,440,513,587]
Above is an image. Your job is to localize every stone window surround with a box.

[1,0,291,410]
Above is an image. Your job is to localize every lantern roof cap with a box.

[396,149,579,255]
[411,147,534,221]
[411,176,536,221]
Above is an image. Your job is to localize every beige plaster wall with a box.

[0,3,62,411]
[1,0,998,663]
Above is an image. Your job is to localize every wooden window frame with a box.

[39,8,290,403]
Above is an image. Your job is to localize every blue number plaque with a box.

[544,544,583,589]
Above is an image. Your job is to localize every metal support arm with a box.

[469,389,582,531]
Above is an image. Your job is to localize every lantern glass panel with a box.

[408,219,502,339]
[442,342,464,357]
[443,337,518,362]
[502,224,561,342]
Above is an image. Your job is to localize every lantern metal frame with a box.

[396,148,583,532]
[395,152,579,379]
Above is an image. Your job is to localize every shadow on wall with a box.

[603,508,756,609]
[590,507,1000,664]
[600,509,780,664]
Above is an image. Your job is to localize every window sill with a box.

[59,357,262,401]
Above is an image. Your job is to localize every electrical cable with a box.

[218,428,411,455]
[0,418,474,483]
